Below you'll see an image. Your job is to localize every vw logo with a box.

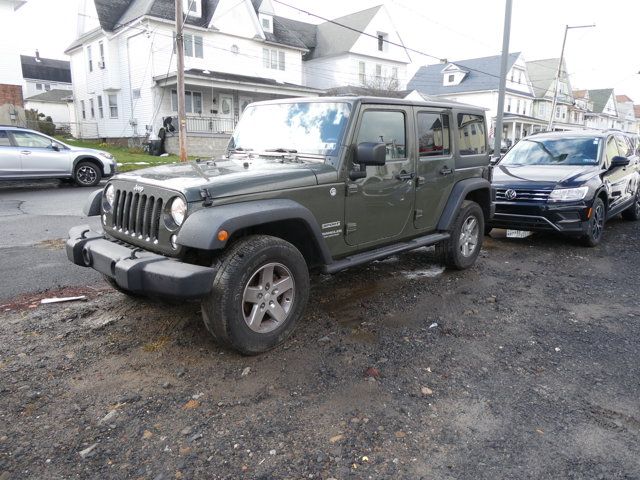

[505,189,517,200]
[133,185,144,193]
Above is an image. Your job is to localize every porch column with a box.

[511,122,517,142]
[519,122,524,139]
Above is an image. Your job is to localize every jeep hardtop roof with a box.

[250,96,487,114]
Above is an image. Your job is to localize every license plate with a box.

[506,229,532,238]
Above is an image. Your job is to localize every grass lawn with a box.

[56,136,181,172]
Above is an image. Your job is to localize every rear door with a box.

[413,108,455,231]
[344,105,415,246]
[9,130,70,176]
[0,130,21,178]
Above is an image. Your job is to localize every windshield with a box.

[230,102,351,157]
[500,137,601,166]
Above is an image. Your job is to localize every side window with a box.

[356,110,406,160]
[604,136,620,169]
[615,135,630,157]
[457,113,486,155]
[12,131,52,148]
[0,130,11,147]
[417,112,450,157]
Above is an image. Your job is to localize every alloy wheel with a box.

[459,215,479,258]
[242,262,295,333]
[77,165,97,185]
[592,203,604,240]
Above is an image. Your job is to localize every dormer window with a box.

[448,74,454,83]
[377,32,388,52]
[441,64,468,86]
[259,13,273,33]
[183,0,201,18]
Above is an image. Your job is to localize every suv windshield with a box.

[500,137,601,166]
[230,102,351,157]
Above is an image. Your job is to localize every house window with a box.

[97,96,103,118]
[262,17,271,30]
[171,90,202,114]
[391,67,398,80]
[358,61,366,85]
[44,84,51,91]
[375,64,382,80]
[87,45,93,72]
[98,41,105,67]
[89,98,95,119]
[108,94,118,118]
[377,33,387,52]
[448,74,455,83]
[36,83,43,91]
[178,33,204,58]
[81,100,86,120]
[132,88,141,99]
[507,97,511,112]
[555,106,560,119]
[516,99,521,114]
[263,48,285,70]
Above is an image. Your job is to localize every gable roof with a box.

[526,58,566,99]
[310,5,381,59]
[588,88,615,113]
[25,89,73,103]
[634,105,640,117]
[408,52,521,95]
[573,89,588,99]
[616,94,633,103]
[20,55,71,83]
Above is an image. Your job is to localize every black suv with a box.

[489,130,640,246]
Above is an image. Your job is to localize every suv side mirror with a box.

[610,155,630,169]
[355,142,386,166]
[51,142,60,151]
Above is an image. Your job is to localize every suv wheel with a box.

[581,197,605,247]
[621,186,640,221]
[74,161,102,187]
[436,200,484,270]
[201,235,309,355]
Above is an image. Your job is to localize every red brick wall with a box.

[0,84,24,107]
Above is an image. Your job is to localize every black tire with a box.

[74,161,102,187]
[484,225,493,236]
[436,200,484,270]
[581,197,605,247]
[621,187,640,221]
[201,235,310,355]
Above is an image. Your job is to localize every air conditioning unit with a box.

[98,61,105,69]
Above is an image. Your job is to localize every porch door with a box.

[219,94,234,133]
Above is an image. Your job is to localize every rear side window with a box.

[356,110,406,160]
[457,113,486,155]
[417,112,450,157]
[615,135,631,157]
[0,130,10,146]
[604,136,620,169]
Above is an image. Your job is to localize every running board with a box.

[323,232,450,274]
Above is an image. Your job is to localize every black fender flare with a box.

[177,199,333,264]
[437,178,492,231]
[84,189,103,216]
[73,155,104,176]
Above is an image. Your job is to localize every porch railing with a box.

[186,116,236,134]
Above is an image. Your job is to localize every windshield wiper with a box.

[265,148,298,153]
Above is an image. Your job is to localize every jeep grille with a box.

[112,189,163,241]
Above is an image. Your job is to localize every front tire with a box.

[74,161,102,187]
[201,235,310,355]
[436,200,484,270]
[581,197,605,247]
[621,187,640,221]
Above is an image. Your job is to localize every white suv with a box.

[0,126,117,186]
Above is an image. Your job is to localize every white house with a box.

[583,89,619,131]
[407,52,542,145]
[24,89,73,125]
[0,0,27,125]
[615,95,638,134]
[301,5,411,91]
[21,53,73,99]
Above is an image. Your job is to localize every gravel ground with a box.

[1,219,639,480]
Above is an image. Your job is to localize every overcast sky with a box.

[14,0,640,101]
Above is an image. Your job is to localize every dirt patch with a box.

[1,224,640,479]
[36,238,67,250]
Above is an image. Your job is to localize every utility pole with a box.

[175,0,188,162]
[547,24,595,131]
[493,0,512,159]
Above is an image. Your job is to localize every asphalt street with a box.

[0,180,103,302]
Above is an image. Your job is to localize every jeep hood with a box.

[115,158,337,201]
[493,164,600,188]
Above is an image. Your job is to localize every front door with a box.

[413,109,455,230]
[10,130,70,176]
[345,106,415,246]
[0,130,21,178]
[219,94,234,133]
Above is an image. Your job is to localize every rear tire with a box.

[581,197,605,247]
[201,235,309,355]
[621,187,640,221]
[436,200,484,270]
[74,161,102,187]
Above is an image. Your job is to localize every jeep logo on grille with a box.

[133,185,144,193]
[505,189,517,200]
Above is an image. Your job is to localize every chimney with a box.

[35,49,41,62]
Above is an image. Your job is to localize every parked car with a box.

[489,130,640,246]
[0,125,117,186]
[67,96,493,354]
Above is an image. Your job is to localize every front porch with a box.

[499,113,548,146]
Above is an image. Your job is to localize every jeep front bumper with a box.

[66,225,215,298]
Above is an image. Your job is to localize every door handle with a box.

[20,150,31,155]
[440,166,453,175]
[395,171,416,181]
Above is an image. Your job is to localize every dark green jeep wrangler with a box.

[67,97,493,354]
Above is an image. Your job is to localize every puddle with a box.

[401,265,445,279]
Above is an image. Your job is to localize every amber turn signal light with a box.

[217,230,229,242]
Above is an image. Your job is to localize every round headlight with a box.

[103,184,115,212]
[169,197,187,226]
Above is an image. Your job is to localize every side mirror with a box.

[610,155,629,169]
[355,142,386,166]
[51,142,60,151]
[490,156,501,166]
